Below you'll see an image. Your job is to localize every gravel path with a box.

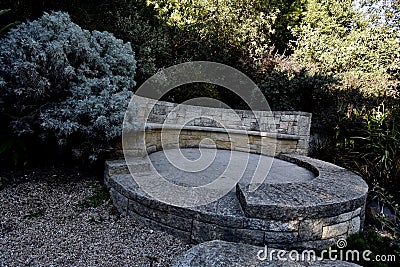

[0,172,189,266]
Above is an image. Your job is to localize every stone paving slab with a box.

[170,240,362,267]
[149,148,315,187]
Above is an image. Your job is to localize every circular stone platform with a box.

[149,148,315,186]
[105,150,368,250]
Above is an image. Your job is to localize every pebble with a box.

[0,179,189,266]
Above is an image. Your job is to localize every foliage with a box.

[359,0,400,29]
[269,0,307,52]
[326,229,399,267]
[148,0,278,63]
[314,93,400,202]
[0,1,167,83]
[258,56,336,111]
[292,0,400,95]
[77,186,110,209]
[0,12,136,162]
[0,1,306,93]
[0,9,19,35]
[290,1,400,202]
[292,0,400,142]
[367,183,400,238]
[103,3,174,85]
[352,102,400,193]
[146,0,309,69]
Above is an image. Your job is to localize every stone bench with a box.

[123,95,312,157]
[143,122,301,155]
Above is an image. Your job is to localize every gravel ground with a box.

[0,170,189,266]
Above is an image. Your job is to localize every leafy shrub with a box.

[0,9,19,35]
[99,1,254,108]
[0,12,136,162]
[326,229,399,267]
[258,57,336,111]
[367,184,400,239]
[352,102,400,194]
[148,0,278,62]
[0,0,188,85]
[287,1,400,197]
[105,4,173,85]
[148,0,308,58]
[292,0,400,97]
[259,67,308,110]
[77,185,110,209]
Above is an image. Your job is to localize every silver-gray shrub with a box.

[0,12,136,160]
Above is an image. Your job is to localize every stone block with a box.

[264,231,299,244]
[128,199,193,232]
[321,221,349,239]
[234,228,265,245]
[110,188,128,214]
[299,219,324,240]
[191,220,236,243]
[128,209,191,243]
[244,218,299,232]
[348,216,361,235]
[170,240,362,267]
[215,140,232,150]
[105,160,128,176]
[324,208,361,225]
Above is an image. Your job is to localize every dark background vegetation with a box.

[0,1,399,265]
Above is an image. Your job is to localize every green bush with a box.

[326,229,399,267]
[289,1,400,203]
[0,12,136,163]
[258,57,336,111]
[148,0,278,62]
[352,102,400,194]
[103,3,174,85]
[0,9,19,35]
[367,184,400,239]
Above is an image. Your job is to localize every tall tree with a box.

[292,0,399,95]
[147,0,307,59]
